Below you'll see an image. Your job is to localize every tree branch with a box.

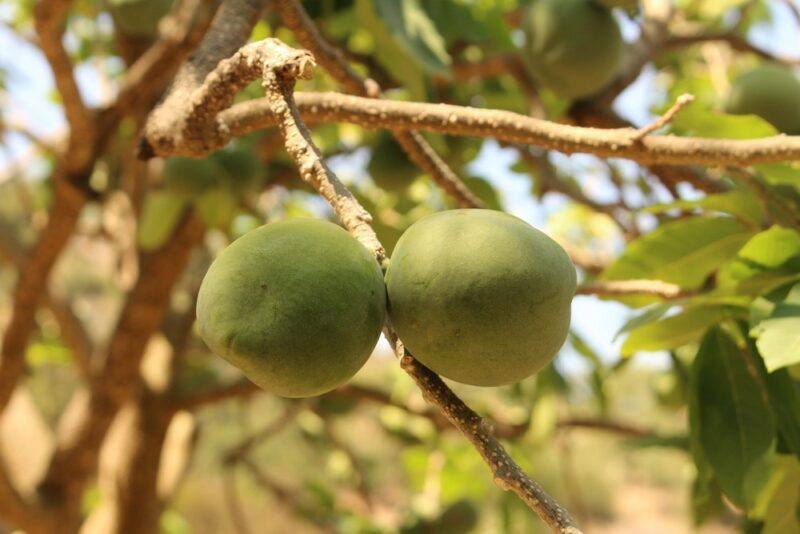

[396,346,580,533]
[37,214,204,521]
[140,0,266,157]
[112,0,219,116]
[273,0,484,209]
[575,280,688,300]
[33,0,96,172]
[0,179,86,414]
[216,92,800,167]
[664,32,800,67]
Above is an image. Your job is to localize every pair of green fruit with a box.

[197,210,577,398]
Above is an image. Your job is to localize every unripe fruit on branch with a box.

[108,0,173,37]
[523,0,623,100]
[368,133,420,193]
[196,219,386,398]
[726,64,800,135]
[386,210,576,386]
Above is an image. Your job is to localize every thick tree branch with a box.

[216,92,800,167]
[33,0,96,172]
[140,0,266,157]
[112,0,219,116]
[0,179,86,414]
[37,214,204,522]
[273,0,484,209]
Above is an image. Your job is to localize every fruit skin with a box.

[109,0,173,36]
[523,0,623,99]
[386,210,576,386]
[368,133,419,192]
[196,219,386,398]
[726,64,800,135]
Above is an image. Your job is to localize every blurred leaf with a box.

[26,340,71,366]
[758,360,800,456]
[749,455,800,534]
[691,327,775,506]
[756,163,800,191]
[355,0,428,98]
[739,227,800,268]
[439,441,489,502]
[615,303,674,340]
[137,191,187,251]
[423,0,512,49]
[691,471,725,526]
[621,305,737,355]
[371,0,450,73]
[752,282,800,371]
[602,217,754,295]
[644,189,765,227]
[570,331,608,412]
[671,101,778,139]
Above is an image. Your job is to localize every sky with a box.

[1,1,799,377]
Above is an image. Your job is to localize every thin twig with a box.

[576,280,688,300]
[634,94,695,141]
[222,470,253,534]
[396,343,580,533]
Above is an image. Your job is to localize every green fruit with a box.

[523,0,623,99]
[109,0,173,36]
[386,210,576,386]
[197,219,386,397]
[368,133,420,192]
[163,157,221,197]
[726,65,800,135]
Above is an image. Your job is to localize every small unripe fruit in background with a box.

[368,133,420,193]
[196,219,386,398]
[386,210,576,387]
[523,0,623,100]
[108,0,173,37]
[726,64,800,135]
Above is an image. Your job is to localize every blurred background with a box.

[1,0,799,532]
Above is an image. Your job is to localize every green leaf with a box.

[357,0,450,84]
[760,363,800,456]
[621,305,736,355]
[756,163,800,190]
[602,216,753,293]
[671,101,778,139]
[137,191,188,251]
[423,0,513,49]
[644,189,765,227]
[756,456,800,534]
[753,283,800,371]
[355,0,427,98]
[614,303,674,340]
[739,227,800,268]
[691,327,775,506]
